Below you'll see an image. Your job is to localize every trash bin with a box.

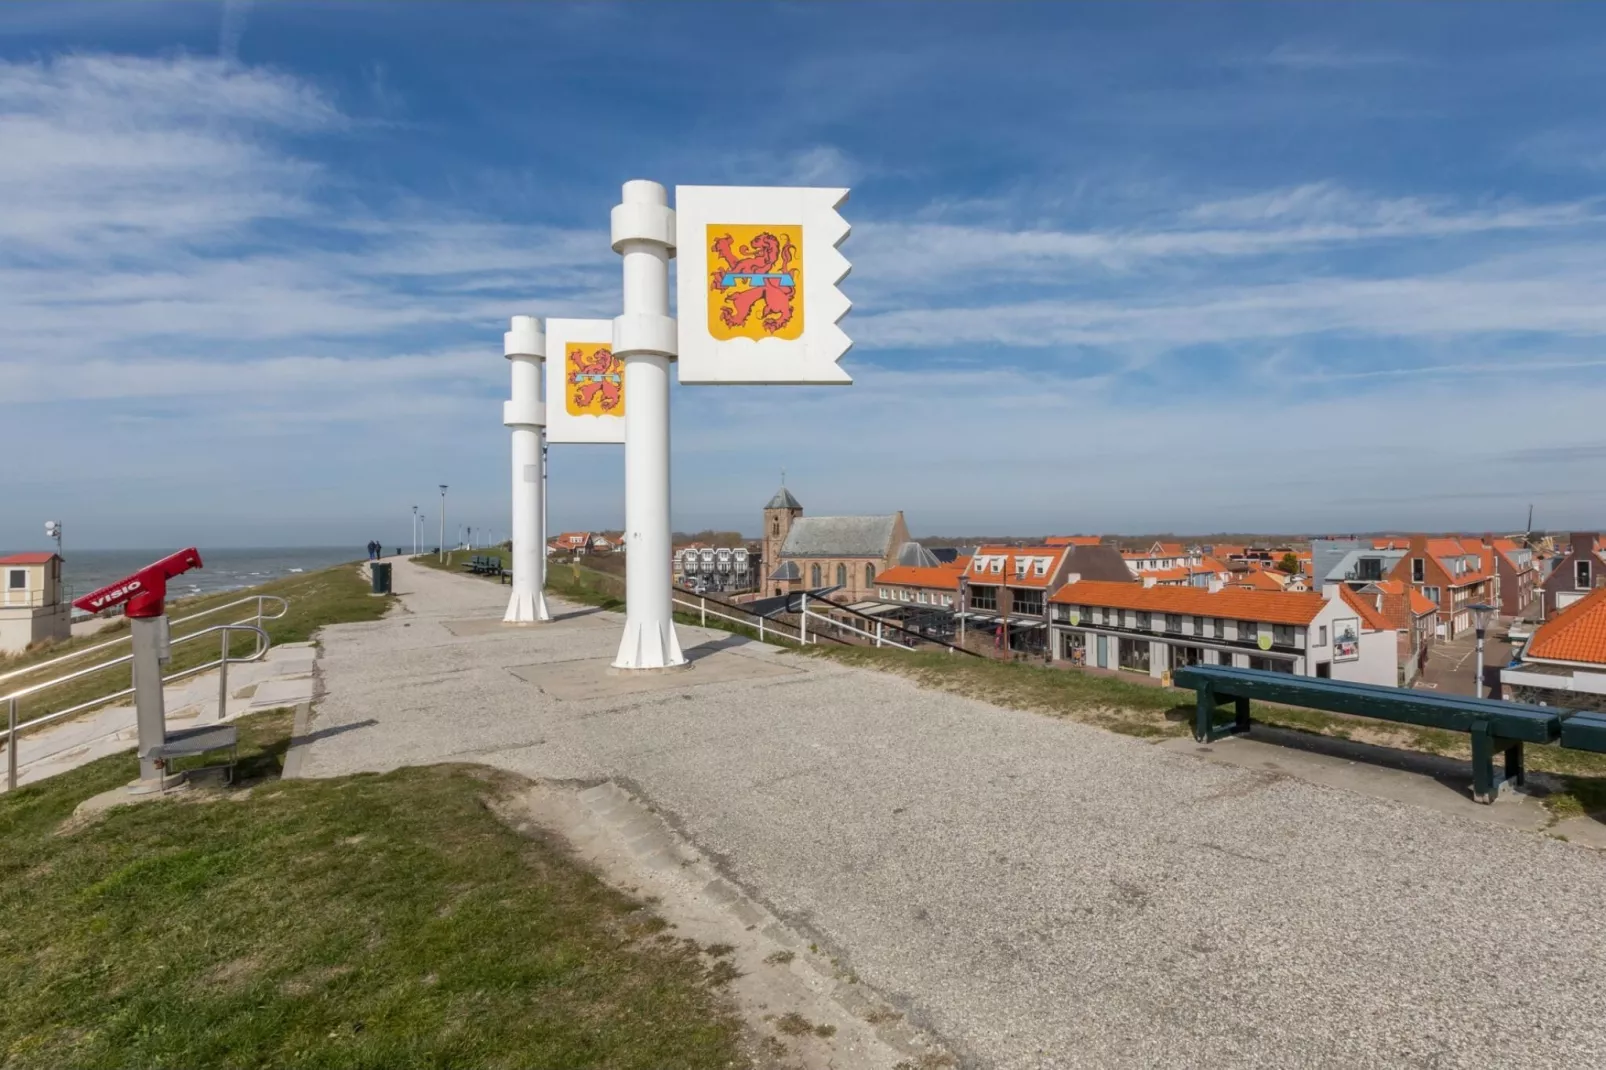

[371,562,392,595]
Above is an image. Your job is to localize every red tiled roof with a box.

[875,565,962,591]
[1525,586,1606,665]
[1045,535,1102,546]
[965,546,1067,589]
[1338,584,1395,632]
[0,552,57,565]
[1050,580,1331,627]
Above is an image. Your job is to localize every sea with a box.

[61,547,364,613]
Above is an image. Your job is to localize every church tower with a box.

[762,485,803,593]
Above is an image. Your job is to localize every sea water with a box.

[61,547,364,611]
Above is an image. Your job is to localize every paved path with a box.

[5,641,317,790]
[300,559,1606,1069]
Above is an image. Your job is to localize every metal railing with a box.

[672,589,982,657]
[2,603,283,791]
[0,594,288,688]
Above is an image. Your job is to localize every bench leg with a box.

[1504,741,1525,787]
[1194,686,1215,743]
[1470,721,1496,803]
[1234,695,1251,735]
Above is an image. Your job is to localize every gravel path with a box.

[301,559,1606,1069]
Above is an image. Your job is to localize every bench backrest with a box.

[1173,664,1565,742]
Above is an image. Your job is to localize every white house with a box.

[1047,579,1397,685]
[0,552,70,654]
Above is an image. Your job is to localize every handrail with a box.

[4,622,272,791]
[0,594,288,687]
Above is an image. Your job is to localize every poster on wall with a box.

[545,318,625,444]
[1333,616,1360,662]
[673,185,852,385]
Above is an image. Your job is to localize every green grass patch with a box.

[1,565,392,727]
[0,710,745,1069]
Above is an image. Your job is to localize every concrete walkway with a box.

[299,558,1606,1069]
[5,641,317,790]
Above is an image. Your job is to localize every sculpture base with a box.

[612,617,686,670]
[503,589,551,624]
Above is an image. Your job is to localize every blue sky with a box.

[3,2,1605,549]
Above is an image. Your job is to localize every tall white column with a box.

[504,315,551,623]
[611,180,684,669]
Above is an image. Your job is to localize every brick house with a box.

[961,543,1132,655]
[1386,535,1496,640]
[1539,532,1606,619]
[1490,537,1540,619]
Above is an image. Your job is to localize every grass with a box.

[0,709,747,1070]
[1,564,392,727]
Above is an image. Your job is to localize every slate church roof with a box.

[765,487,803,511]
[780,515,899,559]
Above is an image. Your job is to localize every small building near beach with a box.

[0,551,70,654]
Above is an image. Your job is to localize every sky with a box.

[3,2,1605,549]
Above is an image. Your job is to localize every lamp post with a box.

[1470,601,1495,698]
[438,485,448,562]
[411,506,419,556]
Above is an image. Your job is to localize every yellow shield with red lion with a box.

[706,224,804,342]
[566,344,624,418]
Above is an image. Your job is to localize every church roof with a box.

[781,515,899,559]
[768,561,802,581]
[765,487,803,511]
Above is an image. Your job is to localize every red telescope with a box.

[73,547,204,619]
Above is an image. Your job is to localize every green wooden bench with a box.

[1172,665,1566,803]
[459,555,510,582]
[1560,711,1606,754]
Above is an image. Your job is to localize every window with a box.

[1423,586,1440,604]
[1118,637,1151,673]
[1239,620,1259,643]
[1165,614,1182,633]
[6,569,24,591]
[918,591,928,604]
[1317,625,1328,646]
[836,563,847,587]
[990,558,1003,574]
[1412,558,1424,583]
[1134,611,1151,630]
[1579,560,1593,589]
[866,564,876,587]
[1272,624,1295,647]
[1034,558,1049,577]
[943,595,953,607]
[810,564,821,587]
[1357,557,1383,581]
[771,518,779,536]
[970,586,998,612]
[878,587,888,600]
[1249,656,1292,673]
[1014,589,1044,616]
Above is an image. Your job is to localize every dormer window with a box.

[1034,559,1049,577]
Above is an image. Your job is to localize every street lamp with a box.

[1469,602,1496,698]
[438,485,448,563]
[411,506,419,556]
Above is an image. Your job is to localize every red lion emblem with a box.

[568,346,622,412]
[709,231,797,333]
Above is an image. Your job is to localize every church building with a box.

[761,487,909,603]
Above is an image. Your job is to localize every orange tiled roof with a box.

[1410,590,1438,616]
[1144,565,1194,583]
[966,546,1067,589]
[1046,535,1102,546]
[0,552,57,565]
[1236,570,1287,592]
[1525,586,1606,665]
[876,565,962,591]
[1050,580,1332,627]
[1338,584,1395,632]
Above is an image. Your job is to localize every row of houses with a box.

[870,541,1400,684]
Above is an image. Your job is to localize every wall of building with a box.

[0,604,71,655]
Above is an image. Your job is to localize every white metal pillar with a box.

[504,315,551,624]
[611,179,684,669]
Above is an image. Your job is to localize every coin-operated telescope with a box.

[73,548,204,785]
